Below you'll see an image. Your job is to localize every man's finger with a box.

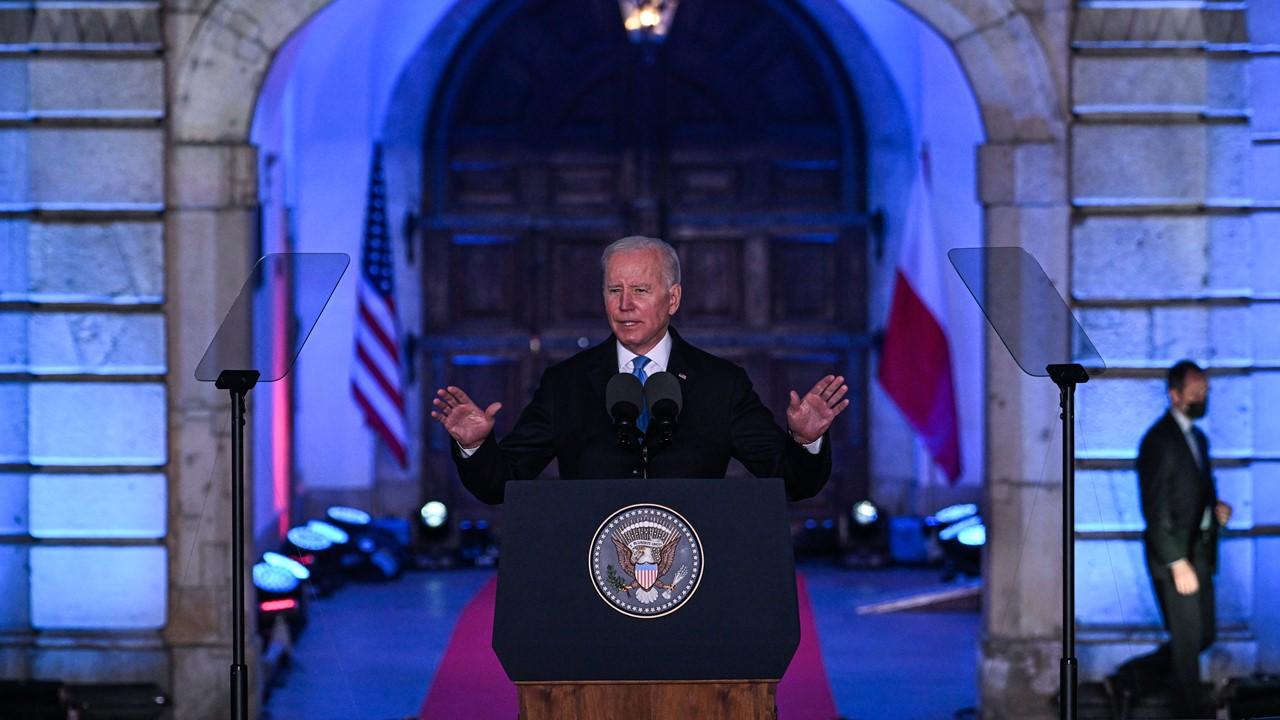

[789,390,801,409]
[446,386,473,406]
[827,384,848,406]
[485,402,503,418]
[806,375,836,397]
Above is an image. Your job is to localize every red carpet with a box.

[420,573,837,719]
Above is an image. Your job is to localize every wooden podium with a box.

[517,680,777,720]
[493,478,798,720]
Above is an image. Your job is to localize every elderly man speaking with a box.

[431,235,847,504]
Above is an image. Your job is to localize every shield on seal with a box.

[634,562,658,590]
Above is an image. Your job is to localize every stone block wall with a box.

[1068,0,1280,686]
[0,0,174,698]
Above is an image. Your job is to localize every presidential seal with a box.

[589,504,703,619]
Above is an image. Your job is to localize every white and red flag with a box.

[351,143,409,467]
[878,148,962,482]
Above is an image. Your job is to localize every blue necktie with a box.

[632,356,651,432]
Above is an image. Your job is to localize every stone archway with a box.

[165,0,1067,715]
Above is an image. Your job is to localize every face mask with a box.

[1185,399,1207,419]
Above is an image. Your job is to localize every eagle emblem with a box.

[590,504,703,618]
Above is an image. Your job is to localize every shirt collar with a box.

[617,330,672,374]
[1170,405,1195,434]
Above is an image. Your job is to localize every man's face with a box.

[603,248,681,355]
[1170,371,1209,419]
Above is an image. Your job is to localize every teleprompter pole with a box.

[216,369,260,720]
[1047,363,1088,720]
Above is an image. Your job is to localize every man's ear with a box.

[667,283,682,316]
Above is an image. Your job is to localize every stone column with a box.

[164,0,332,714]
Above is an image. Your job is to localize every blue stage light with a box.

[286,526,331,553]
[307,520,350,545]
[263,551,310,581]
[939,515,983,542]
[957,523,986,547]
[253,562,299,595]
[929,503,978,526]
[327,505,372,527]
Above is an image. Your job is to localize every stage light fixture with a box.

[263,551,310,581]
[928,503,978,527]
[413,500,454,569]
[253,561,307,640]
[326,505,373,534]
[421,501,448,529]
[312,514,406,581]
[285,525,343,595]
[937,515,983,580]
[307,519,351,546]
[957,522,986,547]
[852,500,879,526]
[458,518,498,567]
[845,500,889,568]
[794,516,840,558]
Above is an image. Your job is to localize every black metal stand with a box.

[215,369,260,720]
[1047,363,1088,720]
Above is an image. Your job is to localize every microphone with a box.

[605,373,644,449]
[644,371,682,447]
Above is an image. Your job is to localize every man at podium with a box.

[431,235,848,503]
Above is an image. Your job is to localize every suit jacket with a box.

[1136,411,1219,571]
[453,328,832,504]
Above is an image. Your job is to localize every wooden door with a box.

[420,0,872,530]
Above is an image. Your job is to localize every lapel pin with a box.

[678,373,687,380]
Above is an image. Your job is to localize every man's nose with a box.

[618,290,634,310]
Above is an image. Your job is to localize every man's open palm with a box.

[787,374,848,445]
[431,386,502,450]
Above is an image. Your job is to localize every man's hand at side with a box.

[430,386,502,450]
[1170,559,1199,596]
[787,374,849,445]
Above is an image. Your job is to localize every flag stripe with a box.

[878,271,961,479]
[355,342,406,412]
[358,298,400,360]
[355,323,402,391]
[352,375,407,444]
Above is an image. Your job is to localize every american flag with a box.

[351,144,408,467]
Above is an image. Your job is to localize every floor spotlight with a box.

[414,500,455,569]
[263,551,311,582]
[458,519,498,567]
[314,513,404,581]
[285,526,342,595]
[844,500,888,568]
[794,517,840,558]
[937,515,983,580]
[253,561,306,641]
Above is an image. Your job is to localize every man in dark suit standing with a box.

[1111,360,1232,718]
[430,236,848,504]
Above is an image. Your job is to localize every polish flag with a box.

[878,149,962,482]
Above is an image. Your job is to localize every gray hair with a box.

[601,236,681,288]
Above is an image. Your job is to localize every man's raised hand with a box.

[430,386,502,450]
[786,374,849,445]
